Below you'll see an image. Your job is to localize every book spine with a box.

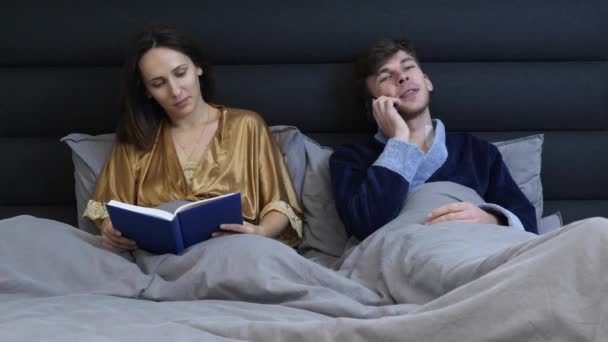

[172,219,185,254]
[176,192,242,250]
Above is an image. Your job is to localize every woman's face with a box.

[138,47,204,120]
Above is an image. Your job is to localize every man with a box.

[329,39,537,241]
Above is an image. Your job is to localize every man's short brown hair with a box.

[355,38,418,99]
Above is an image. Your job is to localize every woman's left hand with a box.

[211,221,267,238]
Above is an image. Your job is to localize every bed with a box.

[1,1,607,341]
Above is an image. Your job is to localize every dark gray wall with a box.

[1,0,607,225]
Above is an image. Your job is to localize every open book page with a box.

[175,192,240,214]
[106,200,175,221]
[155,200,192,215]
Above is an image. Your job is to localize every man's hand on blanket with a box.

[212,221,265,238]
[100,218,138,252]
[426,202,500,226]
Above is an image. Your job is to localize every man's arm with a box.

[329,139,424,241]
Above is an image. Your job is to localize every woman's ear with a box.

[197,67,203,76]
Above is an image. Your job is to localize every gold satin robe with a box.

[83,106,303,246]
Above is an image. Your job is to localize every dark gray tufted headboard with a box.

[1,0,606,226]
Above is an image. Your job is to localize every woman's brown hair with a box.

[117,25,213,150]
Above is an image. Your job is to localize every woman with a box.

[83,25,302,251]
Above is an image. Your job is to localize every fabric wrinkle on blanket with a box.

[1,181,607,340]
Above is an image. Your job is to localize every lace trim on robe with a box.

[260,200,303,247]
[181,161,200,185]
[82,199,109,229]
[83,161,199,223]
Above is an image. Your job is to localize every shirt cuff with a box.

[373,138,424,182]
[479,203,525,231]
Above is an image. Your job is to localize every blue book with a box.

[106,192,243,254]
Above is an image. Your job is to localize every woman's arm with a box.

[84,141,141,251]
[213,210,288,238]
[212,112,302,244]
[251,114,303,242]
[83,141,139,225]
[256,210,289,237]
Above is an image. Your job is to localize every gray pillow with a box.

[297,137,348,260]
[295,133,546,257]
[493,134,544,220]
[269,126,306,201]
[537,211,563,235]
[61,133,115,235]
[61,130,546,254]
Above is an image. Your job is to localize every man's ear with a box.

[197,67,203,76]
[424,74,433,92]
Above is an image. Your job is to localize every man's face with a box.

[365,50,433,120]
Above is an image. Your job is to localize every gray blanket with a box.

[1,182,607,341]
